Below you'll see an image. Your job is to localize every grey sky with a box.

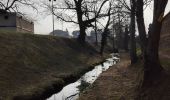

[32,0,170,35]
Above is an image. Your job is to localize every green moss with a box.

[161,59,170,70]
[78,80,91,92]
[136,48,142,56]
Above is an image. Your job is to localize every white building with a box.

[72,30,80,38]
[50,29,70,38]
[86,29,102,43]
[0,11,34,33]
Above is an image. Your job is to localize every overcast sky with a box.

[30,1,170,35]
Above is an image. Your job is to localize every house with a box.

[86,29,102,43]
[161,12,170,36]
[49,29,70,38]
[0,11,34,33]
[160,12,170,49]
[72,30,80,38]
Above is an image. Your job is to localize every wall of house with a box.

[161,13,170,36]
[87,30,102,43]
[160,12,170,49]
[0,12,34,33]
[0,13,17,32]
[16,16,34,33]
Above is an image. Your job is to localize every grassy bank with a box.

[0,32,109,100]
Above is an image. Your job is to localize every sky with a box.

[144,1,170,32]
[27,1,170,35]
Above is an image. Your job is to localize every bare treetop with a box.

[0,0,38,14]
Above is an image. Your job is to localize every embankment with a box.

[0,32,108,100]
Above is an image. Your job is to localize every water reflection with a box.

[47,54,120,100]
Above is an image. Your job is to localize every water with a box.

[47,53,120,100]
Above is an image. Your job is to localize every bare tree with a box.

[111,1,130,50]
[0,0,37,14]
[118,0,168,87]
[124,25,129,51]
[115,0,137,64]
[136,0,148,54]
[100,2,112,55]
[129,0,138,64]
[136,0,168,87]
[43,0,113,44]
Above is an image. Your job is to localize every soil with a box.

[79,24,170,100]
[79,51,170,100]
[79,53,139,100]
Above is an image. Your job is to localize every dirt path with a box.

[79,53,138,100]
[78,52,170,100]
[159,51,170,59]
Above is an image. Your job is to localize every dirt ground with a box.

[79,53,139,100]
[79,15,170,100]
[79,50,170,100]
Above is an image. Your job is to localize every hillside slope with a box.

[0,32,106,100]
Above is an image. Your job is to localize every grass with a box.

[79,18,170,100]
[77,80,91,92]
[79,53,139,100]
[0,31,109,100]
[79,49,170,100]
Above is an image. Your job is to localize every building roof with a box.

[50,30,70,37]
[0,9,7,14]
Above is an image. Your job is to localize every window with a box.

[4,15,9,20]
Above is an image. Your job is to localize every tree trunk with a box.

[94,20,98,45]
[117,13,123,49]
[136,0,147,55]
[76,2,86,45]
[100,5,111,55]
[100,31,108,55]
[112,32,116,51]
[78,24,86,44]
[124,26,129,51]
[129,0,138,64]
[142,0,168,87]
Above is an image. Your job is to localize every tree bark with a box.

[136,0,147,55]
[112,32,116,52]
[100,4,111,55]
[76,1,86,44]
[78,24,86,44]
[141,0,168,87]
[100,31,108,55]
[129,0,138,64]
[94,20,98,45]
[124,26,129,51]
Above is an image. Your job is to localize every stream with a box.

[47,53,120,100]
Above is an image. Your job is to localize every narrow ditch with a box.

[47,53,120,100]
